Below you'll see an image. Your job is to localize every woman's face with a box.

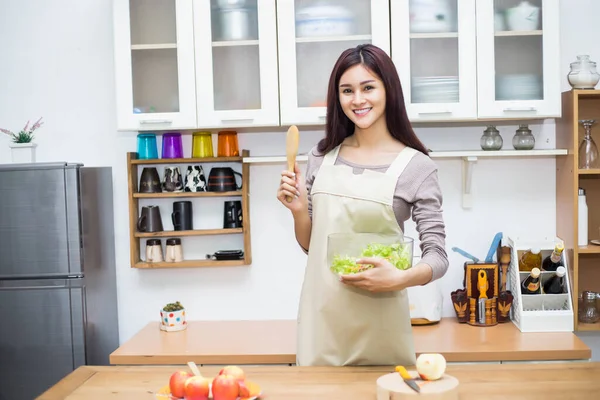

[338,64,386,130]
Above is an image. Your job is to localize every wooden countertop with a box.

[109,318,591,365]
[39,363,600,400]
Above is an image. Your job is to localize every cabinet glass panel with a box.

[493,0,544,101]
[408,0,459,104]
[210,0,261,110]
[129,0,179,113]
[294,0,373,108]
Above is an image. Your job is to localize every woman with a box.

[276,44,448,367]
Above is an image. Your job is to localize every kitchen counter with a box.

[38,362,600,399]
[109,318,591,365]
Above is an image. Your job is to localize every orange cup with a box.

[217,130,239,157]
[192,131,214,158]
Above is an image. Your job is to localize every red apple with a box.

[218,365,245,382]
[184,376,210,400]
[238,380,250,398]
[169,371,192,398]
[212,374,240,400]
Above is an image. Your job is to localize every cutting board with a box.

[376,371,459,399]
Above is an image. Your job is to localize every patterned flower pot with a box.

[160,308,187,332]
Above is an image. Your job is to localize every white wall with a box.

[0,0,599,344]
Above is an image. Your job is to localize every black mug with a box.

[223,200,242,228]
[139,167,162,193]
[172,201,193,231]
[137,205,163,232]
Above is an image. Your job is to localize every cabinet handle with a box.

[503,107,537,112]
[221,118,254,123]
[418,110,452,115]
[318,115,326,119]
[139,119,173,124]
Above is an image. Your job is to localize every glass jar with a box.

[578,119,599,169]
[480,125,503,150]
[512,124,535,150]
[579,291,600,324]
[568,55,600,89]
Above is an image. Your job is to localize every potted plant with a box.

[1,117,44,163]
[160,301,187,332]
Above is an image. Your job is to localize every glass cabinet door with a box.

[194,0,280,128]
[476,0,560,119]
[391,0,477,122]
[113,0,197,131]
[277,0,390,126]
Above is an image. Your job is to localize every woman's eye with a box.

[364,85,374,90]
[342,88,352,94]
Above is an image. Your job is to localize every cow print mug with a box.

[184,165,207,192]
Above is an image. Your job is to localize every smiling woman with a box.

[276,44,448,368]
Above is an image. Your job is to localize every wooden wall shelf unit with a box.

[556,89,600,331]
[126,150,251,269]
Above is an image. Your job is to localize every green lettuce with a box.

[330,242,412,275]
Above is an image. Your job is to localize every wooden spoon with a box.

[285,125,299,203]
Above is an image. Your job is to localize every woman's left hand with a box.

[339,257,407,293]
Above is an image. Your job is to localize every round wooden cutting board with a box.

[376,372,459,400]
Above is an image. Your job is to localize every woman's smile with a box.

[353,107,372,117]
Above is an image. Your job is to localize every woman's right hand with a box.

[277,162,308,214]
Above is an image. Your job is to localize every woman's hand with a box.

[339,257,407,293]
[276,162,308,214]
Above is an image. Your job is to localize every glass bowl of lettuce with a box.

[327,233,414,275]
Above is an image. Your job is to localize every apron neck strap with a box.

[322,145,341,166]
[385,147,418,178]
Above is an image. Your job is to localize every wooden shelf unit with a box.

[127,150,252,269]
[556,90,600,331]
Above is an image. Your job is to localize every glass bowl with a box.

[327,232,414,275]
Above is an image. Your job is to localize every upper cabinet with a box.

[113,0,198,131]
[112,0,562,131]
[193,0,280,128]
[276,0,390,126]
[391,0,478,122]
[476,0,560,119]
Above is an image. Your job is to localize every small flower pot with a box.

[9,142,37,163]
[160,308,187,332]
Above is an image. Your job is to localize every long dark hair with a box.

[317,44,429,156]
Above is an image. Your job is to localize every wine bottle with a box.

[542,242,565,271]
[521,267,541,295]
[519,248,541,272]
[543,266,566,294]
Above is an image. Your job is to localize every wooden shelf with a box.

[133,191,242,198]
[133,259,246,269]
[579,169,600,175]
[135,228,242,238]
[577,322,600,331]
[578,245,600,254]
[131,156,243,165]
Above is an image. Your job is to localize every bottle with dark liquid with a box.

[542,242,564,271]
[521,267,541,295]
[543,266,566,294]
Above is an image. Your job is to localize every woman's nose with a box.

[352,92,365,105]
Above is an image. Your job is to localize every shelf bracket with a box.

[462,156,477,209]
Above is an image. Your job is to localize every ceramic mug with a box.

[163,166,184,192]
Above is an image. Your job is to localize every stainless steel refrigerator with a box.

[0,162,119,400]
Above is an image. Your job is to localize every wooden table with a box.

[110,318,591,365]
[38,362,600,399]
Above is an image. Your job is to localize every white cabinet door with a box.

[277,0,390,126]
[193,0,280,129]
[391,0,477,122]
[476,0,560,119]
[113,0,197,131]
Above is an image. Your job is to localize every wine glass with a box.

[579,119,599,169]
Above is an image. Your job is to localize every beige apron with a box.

[296,144,418,367]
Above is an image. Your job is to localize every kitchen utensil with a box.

[192,131,214,158]
[161,132,184,158]
[376,369,459,399]
[478,270,488,324]
[165,238,183,262]
[184,165,207,192]
[485,232,503,262]
[139,167,162,193]
[499,246,511,292]
[172,201,193,231]
[223,200,243,228]
[286,125,299,202]
[137,133,158,159]
[451,246,479,263]
[145,239,163,263]
[208,167,242,192]
[162,166,184,192]
[206,250,244,260]
[217,130,239,157]
[137,205,163,233]
[395,366,419,393]
[568,55,600,89]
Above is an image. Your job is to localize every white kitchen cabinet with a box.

[193,0,280,128]
[476,0,561,119]
[276,0,391,126]
[113,0,197,131]
[391,0,478,122]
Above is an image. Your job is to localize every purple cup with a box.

[161,132,184,159]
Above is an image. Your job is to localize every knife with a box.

[395,365,420,393]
